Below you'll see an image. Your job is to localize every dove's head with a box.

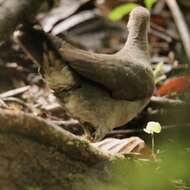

[127,6,150,42]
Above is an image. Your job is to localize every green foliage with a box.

[83,141,190,190]
[108,3,138,21]
[153,61,166,84]
[108,0,157,21]
[144,0,157,10]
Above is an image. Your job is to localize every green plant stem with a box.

[151,133,155,155]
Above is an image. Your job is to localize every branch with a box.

[0,109,114,165]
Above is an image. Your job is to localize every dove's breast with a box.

[58,81,149,135]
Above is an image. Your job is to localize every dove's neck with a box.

[119,20,150,61]
[128,26,148,49]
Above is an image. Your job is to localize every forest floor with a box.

[0,0,190,189]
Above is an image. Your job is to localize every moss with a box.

[24,186,42,190]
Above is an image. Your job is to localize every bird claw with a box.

[94,127,111,142]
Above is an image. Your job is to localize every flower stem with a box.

[151,133,155,155]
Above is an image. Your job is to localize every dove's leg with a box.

[94,126,112,142]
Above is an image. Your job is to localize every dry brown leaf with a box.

[93,137,154,159]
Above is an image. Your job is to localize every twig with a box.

[150,28,172,43]
[108,123,190,135]
[153,0,165,14]
[49,119,80,126]
[2,97,33,112]
[0,85,30,98]
[165,0,190,64]
[150,96,189,109]
[151,23,179,40]
[0,98,8,108]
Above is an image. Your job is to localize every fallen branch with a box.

[0,109,114,164]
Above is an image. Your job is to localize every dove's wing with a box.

[59,44,154,101]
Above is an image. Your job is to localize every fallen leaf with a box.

[92,137,154,159]
[155,76,190,96]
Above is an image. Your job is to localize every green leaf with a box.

[144,0,156,10]
[153,61,164,78]
[108,3,139,21]
[144,121,162,134]
[153,61,167,84]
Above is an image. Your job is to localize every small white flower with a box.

[144,121,162,134]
